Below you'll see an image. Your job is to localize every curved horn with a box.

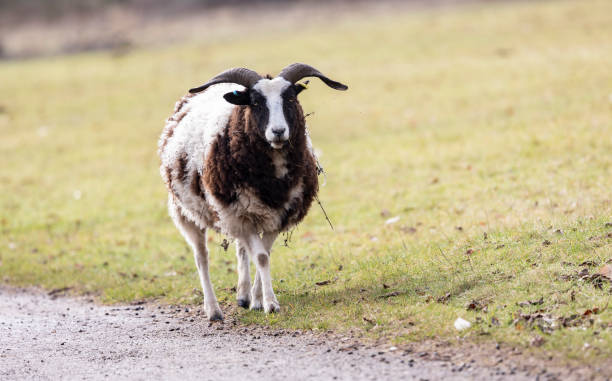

[278,63,348,91]
[189,67,262,94]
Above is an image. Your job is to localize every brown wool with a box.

[202,95,318,232]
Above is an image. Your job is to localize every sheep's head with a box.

[189,63,348,149]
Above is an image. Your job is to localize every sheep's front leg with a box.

[245,232,279,313]
[249,232,278,310]
[235,241,251,308]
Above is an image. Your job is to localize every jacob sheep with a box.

[158,63,348,320]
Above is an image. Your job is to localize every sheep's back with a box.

[158,83,242,229]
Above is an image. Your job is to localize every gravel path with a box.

[0,287,576,380]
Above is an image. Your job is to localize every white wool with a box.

[160,83,242,173]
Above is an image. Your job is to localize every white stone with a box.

[454,317,471,331]
[385,216,400,225]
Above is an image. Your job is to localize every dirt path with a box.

[0,287,593,380]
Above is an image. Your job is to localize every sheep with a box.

[158,63,348,320]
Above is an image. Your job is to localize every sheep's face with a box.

[224,77,306,150]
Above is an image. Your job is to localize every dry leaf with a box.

[517,297,544,307]
[363,316,375,324]
[437,292,451,303]
[598,264,612,280]
[379,291,401,299]
[466,300,484,311]
[530,335,545,347]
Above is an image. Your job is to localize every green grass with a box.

[1,0,611,364]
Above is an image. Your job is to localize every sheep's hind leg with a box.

[246,231,279,313]
[235,241,251,308]
[250,270,263,311]
[170,203,223,321]
[190,229,223,320]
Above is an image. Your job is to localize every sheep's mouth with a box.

[268,139,287,149]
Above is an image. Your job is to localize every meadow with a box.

[1,0,611,364]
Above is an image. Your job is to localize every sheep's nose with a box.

[271,127,286,137]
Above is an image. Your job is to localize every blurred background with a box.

[0,0,480,59]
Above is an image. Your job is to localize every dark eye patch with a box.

[281,87,298,102]
[281,87,304,139]
[247,90,269,133]
[282,86,299,98]
[250,91,266,107]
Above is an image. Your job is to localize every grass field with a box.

[1,0,611,364]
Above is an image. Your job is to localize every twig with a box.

[437,245,456,283]
[316,160,328,186]
[48,287,72,296]
[220,239,230,251]
[283,229,294,247]
[315,195,334,231]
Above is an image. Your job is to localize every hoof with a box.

[208,310,224,321]
[250,300,263,311]
[237,298,250,309]
[264,301,280,314]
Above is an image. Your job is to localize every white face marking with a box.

[252,78,292,149]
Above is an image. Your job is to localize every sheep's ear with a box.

[223,90,250,105]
